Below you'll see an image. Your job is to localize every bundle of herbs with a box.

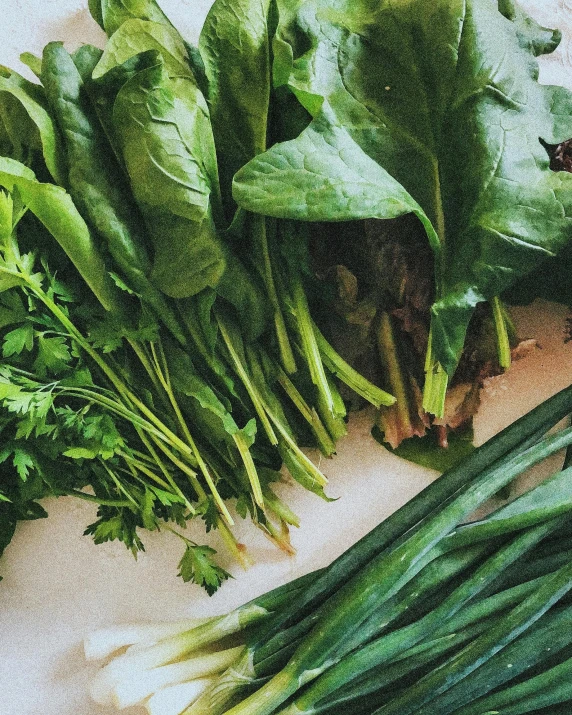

[86,381,572,714]
[0,0,393,592]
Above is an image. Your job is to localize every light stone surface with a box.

[0,2,572,714]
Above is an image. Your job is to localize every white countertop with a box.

[1,2,572,714]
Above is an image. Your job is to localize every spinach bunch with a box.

[233,0,572,423]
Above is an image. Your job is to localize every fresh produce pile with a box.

[2,0,572,589]
[87,383,572,714]
[0,0,396,590]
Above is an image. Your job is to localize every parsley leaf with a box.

[197,496,219,533]
[3,323,34,357]
[85,510,145,557]
[12,448,35,481]
[109,272,141,297]
[33,334,72,376]
[0,445,37,481]
[177,543,232,595]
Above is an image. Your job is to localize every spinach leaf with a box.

[199,0,298,358]
[88,0,171,36]
[40,42,186,344]
[89,0,208,92]
[19,53,43,80]
[111,56,225,297]
[374,423,475,474]
[0,157,125,315]
[199,0,276,215]
[0,67,65,185]
[109,54,269,337]
[88,0,105,31]
[234,0,572,401]
[93,19,194,80]
[498,0,561,56]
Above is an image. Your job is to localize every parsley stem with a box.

[57,386,165,439]
[100,461,140,508]
[67,490,132,508]
[117,451,172,491]
[216,313,278,445]
[149,433,207,503]
[18,272,208,483]
[127,339,172,410]
[133,429,197,513]
[149,341,234,526]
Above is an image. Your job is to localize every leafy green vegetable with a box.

[3,324,33,357]
[0,157,125,314]
[200,0,275,215]
[40,42,186,343]
[93,19,195,80]
[88,0,171,36]
[0,67,65,185]
[233,0,572,415]
[374,424,475,474]
[177,540,232,596]
[33,334,71,376]
[105,51,269,338]
[498,0,562,56]
[111,56,226,298]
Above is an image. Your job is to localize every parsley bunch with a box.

[0,192,239,592]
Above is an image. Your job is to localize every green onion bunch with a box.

[87,383,572,713]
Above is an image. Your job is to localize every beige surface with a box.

[0,2,572,714]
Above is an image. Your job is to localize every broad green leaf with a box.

[20,53,43,80]
[198,0,294,346]
[90,0,171,36]
[375,424,475,473]
[199,0,275,213]
[100,51,268,335]
[88,0,105,30]
[41,43,185,344]
[233,0,572,378]
[0,157,125,314]
[234,106,434,234]
[111,57,226,297]
[0,82,39,165]
[85,48,154,163]
[93,19,194,79]
[498,0,561,56]
[0,68,66,185]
